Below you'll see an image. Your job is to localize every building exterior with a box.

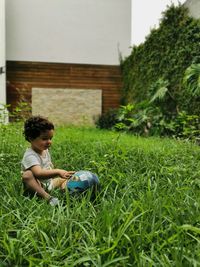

[6,0,131,65]
[0,0,7,122]
[184,0,200,19]
[5,0,131,125]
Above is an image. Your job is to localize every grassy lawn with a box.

[0,123,200,266]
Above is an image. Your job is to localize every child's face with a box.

[30,129,54,153]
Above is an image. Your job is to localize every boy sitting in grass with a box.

[21,115,75,206]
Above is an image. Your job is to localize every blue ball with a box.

[67,170,100,193]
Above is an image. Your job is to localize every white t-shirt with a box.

[21,148,53,188]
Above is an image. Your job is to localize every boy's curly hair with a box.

[23,116,54,142]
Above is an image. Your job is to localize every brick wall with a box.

[6,61,122,124]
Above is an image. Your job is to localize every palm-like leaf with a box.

[183,64,200,96]
[149,78,169,103]
[150,87,168,103]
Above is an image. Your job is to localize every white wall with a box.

[184,0,200,19]
[6,0,131,65]
[0,0,8,123]
[0,0,6,104]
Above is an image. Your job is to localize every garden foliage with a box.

[97,4,200,140]
[121,4,200,112]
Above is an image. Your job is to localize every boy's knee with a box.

[22,170,34,181]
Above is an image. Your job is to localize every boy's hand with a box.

[59,170,75,179]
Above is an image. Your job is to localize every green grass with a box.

[0,123,200,266]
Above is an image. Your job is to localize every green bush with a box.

[96,108,118,129]
[112,4,200,140]
[97,103,200,142]
[121,4,200,115]
[172,111,200,139]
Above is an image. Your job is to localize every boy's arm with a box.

[30,165,75,179]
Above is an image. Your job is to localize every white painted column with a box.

[0,0,8,123]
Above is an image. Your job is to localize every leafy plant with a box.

[100,76,200,141]
[173,111,200,139]
[0,104,9,124]
[149,78,169,103]
[104,79,171,136]
[96,108,118,129]
[9,102,31,122]
[121,4,200,115]
[183,63,200,96]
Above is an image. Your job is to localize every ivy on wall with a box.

[121,4,200,115]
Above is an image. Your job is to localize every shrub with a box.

[121,4,200,115]
[96,108,118,129]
